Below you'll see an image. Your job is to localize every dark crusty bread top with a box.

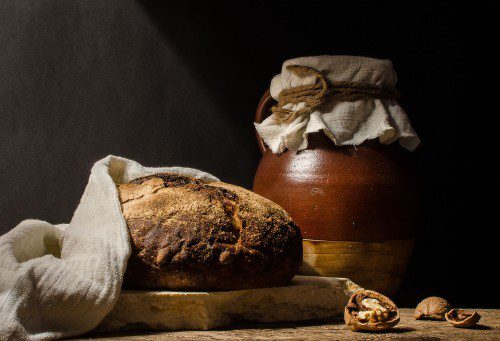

[117,173,302,290]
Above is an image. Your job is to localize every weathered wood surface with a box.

[78,309,498,340]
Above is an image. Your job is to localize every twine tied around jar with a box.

[272,65,401,124]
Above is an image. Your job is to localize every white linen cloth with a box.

[255,55,421,154]
[0,155,218,340]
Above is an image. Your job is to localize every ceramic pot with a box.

[253,90,418,295]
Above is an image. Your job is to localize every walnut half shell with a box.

[344,290,400,332]
[445,309,481,328]
[414,296,450,320]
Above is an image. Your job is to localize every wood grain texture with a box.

[300,239,415,296]
[79,309,499,340]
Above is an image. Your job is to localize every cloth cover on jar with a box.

[255,55,420,154]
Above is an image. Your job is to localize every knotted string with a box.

[272,65,400,124]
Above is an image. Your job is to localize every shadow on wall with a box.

[137,1,403,125]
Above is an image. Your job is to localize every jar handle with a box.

[254,89,276,154]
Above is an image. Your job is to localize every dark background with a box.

[1,1,493,307]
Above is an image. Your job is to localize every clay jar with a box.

[253,90,418,295]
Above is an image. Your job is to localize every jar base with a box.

[300,238,415,296]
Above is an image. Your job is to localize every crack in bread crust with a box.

[118,173,302,291]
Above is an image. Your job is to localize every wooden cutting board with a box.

[96,276,360,332]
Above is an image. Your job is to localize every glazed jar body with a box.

[253,133,418,295]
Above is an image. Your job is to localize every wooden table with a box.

[78,309,498,340]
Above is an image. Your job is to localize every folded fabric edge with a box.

[255,120,420,154]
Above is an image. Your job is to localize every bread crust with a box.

[118,173,302,290]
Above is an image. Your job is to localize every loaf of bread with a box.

[117,173,302,291]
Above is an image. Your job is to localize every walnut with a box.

[344,290,400,332]
[445,309,481,328]
[414,296,450,320]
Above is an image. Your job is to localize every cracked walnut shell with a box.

[445,309,481,328]
[344,290,400,332]
[414,296,450,320]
